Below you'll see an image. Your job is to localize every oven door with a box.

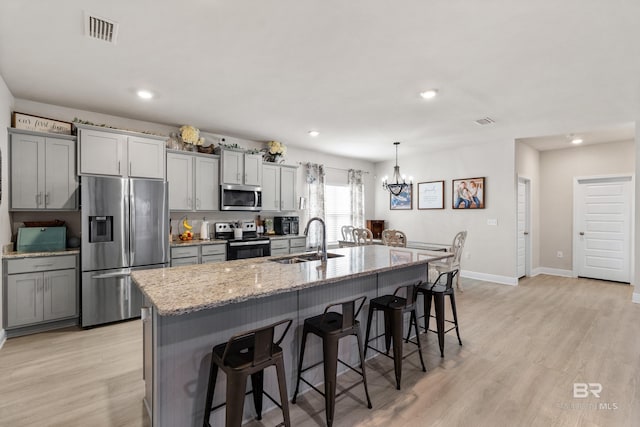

[227,239,271,260]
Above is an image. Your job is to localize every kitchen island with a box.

[132,245,452,427]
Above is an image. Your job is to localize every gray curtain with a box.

[348,169,365,228]
[305,163,326,248]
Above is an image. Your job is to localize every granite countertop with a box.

[3,249,80,259]
[132,245,452,317]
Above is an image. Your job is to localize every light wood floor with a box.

[1,275,638,427]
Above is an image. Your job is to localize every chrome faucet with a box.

[303,217,327,262]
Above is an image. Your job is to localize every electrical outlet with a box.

[557,251,563,258]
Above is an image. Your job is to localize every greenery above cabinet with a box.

[9,128,78,211]
[167,150,220,211]
[76,124,165,179]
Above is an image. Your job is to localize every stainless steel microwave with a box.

[220,184,262,211]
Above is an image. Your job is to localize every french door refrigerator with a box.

[81,176,168,327]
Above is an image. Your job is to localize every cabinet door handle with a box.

[118,161,121,174]
[196,198,201,209]
[34,263,53,268]
[35,193,40,206]
[237,173,241,181]
[45,192,50,206]
[129,162,132,176]
[187,197,193,209]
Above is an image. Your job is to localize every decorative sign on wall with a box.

[11,112,73,135]
[417,180,444,209]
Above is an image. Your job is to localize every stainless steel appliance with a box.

[220,184,262,211]
[274,216,299,235]
[81,176,168,327]
[215,221,271,260]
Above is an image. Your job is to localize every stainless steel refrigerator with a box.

[81,176,168,327]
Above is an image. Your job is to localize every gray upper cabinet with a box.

[77,125,165,179]
[261,163,297,212]
[220,149,262,186]
[167,151,219,211]
[9,129,77,210]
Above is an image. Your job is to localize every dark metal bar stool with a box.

[364,283,426,390]
[292,296,372,427]
[411,269,462,357]
[202,319,293,427]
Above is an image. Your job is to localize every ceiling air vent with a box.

[474,117,495,126]
[85,13,119,44]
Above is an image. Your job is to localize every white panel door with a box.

[575,178,632,283]
[517,180,527,278]
[10,133,44,209]
[167,153,193,210]
[128,136,166,179]
[45,138,77,209]
[195,156,219,211]
[261,164,280,211]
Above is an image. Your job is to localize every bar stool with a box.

[364,283,426,390]
[202,319,293,427]
[292,296,372,427]
[411,270,462,357]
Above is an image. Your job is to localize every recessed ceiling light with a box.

[137,90,154,100]
[308,130,320,137]
[571,138,583,144]
[420,89,438,99]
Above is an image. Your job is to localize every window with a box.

[325,184,351,244]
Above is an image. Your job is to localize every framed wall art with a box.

[417,180,444,209]
[452,177,485,209]
[389,184,412,210]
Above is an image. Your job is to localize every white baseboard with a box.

[460,270,518,286]
[0,329,6,350]
[531,267,574,278]
[633,293,640,304]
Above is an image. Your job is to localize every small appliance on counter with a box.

[16,226,67,252]
[274,216,299,235]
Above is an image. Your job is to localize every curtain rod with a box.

[297,162,370,174]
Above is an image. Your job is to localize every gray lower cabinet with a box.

[289,237,307,254]
[270,239,289,256]
[170,243,226,266]
[3,255,78,335]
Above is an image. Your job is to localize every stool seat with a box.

[370,294,408,310]
[304,312,361,336]
[212,338,283,371]
[364,283,426,390]
[293,296,372,427]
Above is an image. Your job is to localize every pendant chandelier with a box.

[382,142,413,196]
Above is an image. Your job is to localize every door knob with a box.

[579,232,585,236]
[524,231,529,235]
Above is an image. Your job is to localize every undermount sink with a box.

[270,252,344,264]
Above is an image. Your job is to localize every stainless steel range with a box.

[215,221,271,260]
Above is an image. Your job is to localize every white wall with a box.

[0,76,15,336]
[539,140,634,271]
[635,123,640,301]
[374,139,517,282]
[516,142,541,271]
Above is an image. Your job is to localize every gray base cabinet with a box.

[170,243,226,266]
[3,254,78,336]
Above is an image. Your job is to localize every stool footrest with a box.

[210,388,284,413]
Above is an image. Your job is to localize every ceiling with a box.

[1,1,639,162]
